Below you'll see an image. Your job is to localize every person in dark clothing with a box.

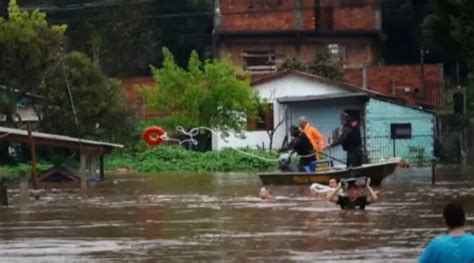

[280,125,316,171]
[327,177,378,210]
[325,112,363,167]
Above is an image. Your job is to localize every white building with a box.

[212,70,381,151]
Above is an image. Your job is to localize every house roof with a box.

[253,70,434,114]
[0,85,45,101]
[252,70,388,97]
[278,92,369,103]
[0,126,123,153]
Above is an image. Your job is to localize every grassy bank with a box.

[105,146,279,173]
[1,163,54,181]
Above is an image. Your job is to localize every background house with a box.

[0,85,44,123]
[215,0,444,108]
[213,70,435,164]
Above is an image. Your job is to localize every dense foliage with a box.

[423,0,474,114]
[0,0,66,125]
[39,51,135,140]
[143,48,256,132]
[0,1,135,141]
[106,146,278,173]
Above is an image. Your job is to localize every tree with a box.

[143,47,256,133]
[65,3,161,77]
[280,50,344,80]
[423,0,474,113]
[0,0,66,125]
[253,90,286,150]
[39,51,134,141]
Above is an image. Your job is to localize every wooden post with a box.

[80,151,87,190]
[100,155,105,181]
[26,122,39,200]
[19,171,29,205]
[431,160,436,185]
[90,156,97,180]
[0,176,8,207]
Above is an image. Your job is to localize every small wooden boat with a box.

[259,160,399,186]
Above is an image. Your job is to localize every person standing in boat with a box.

[298,116,325,160]
[327,178,377,210]
[325,112,363,168]
[280,125,316,172]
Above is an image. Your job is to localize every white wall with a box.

[212,74,350,150]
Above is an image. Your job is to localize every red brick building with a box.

[215,0,443,108]
[120,77,163,119]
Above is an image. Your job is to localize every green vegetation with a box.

[423,0,474,115]
[0,0,135,141]
[142,48,256,133]
[105,146,278,173]
[1,163,52,180]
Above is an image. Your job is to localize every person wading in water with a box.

[325,112,363,168]
[327,178,377,210]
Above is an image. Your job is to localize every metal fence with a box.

[327,135,435,165]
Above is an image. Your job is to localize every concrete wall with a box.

[365,98,434,163]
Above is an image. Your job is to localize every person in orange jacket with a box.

[298,116,325,159]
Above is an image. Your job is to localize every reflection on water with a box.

[1,168,473,262]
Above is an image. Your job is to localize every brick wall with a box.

[220,0,316,31]
[120,77,163,119]
[320,0,377,31]
[220,38,378,69]
[219,0,378,32]
[344,64,444,107]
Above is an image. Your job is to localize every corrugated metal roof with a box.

[278,92,368,103]
[0,126,123,148]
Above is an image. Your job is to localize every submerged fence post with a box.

[392,138,396,157]
[0,176,8,207]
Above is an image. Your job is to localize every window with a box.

[390,123,412,139]
[248,103,274,131]
[242,50,277,75]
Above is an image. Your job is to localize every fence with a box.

[327,134,435,165]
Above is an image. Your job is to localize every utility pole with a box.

[212,0,220,60]
[419,43,425,101]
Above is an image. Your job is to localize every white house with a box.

[212,70,382,151]
[212,70,435,164]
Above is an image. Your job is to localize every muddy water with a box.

[1,168,473,262]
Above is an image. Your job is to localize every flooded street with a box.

[1,168,473,262]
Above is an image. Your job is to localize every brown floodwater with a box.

[1,167,473,262]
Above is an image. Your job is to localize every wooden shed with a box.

[0,126,123,186]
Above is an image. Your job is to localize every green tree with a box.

[280,50,344,80]
[39,51,134,141]
[0,0,66,125]
[143,47,255,133]
[423,0,474,113]
[66,3,160,77]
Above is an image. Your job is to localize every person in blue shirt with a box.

[419,203,474,263]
